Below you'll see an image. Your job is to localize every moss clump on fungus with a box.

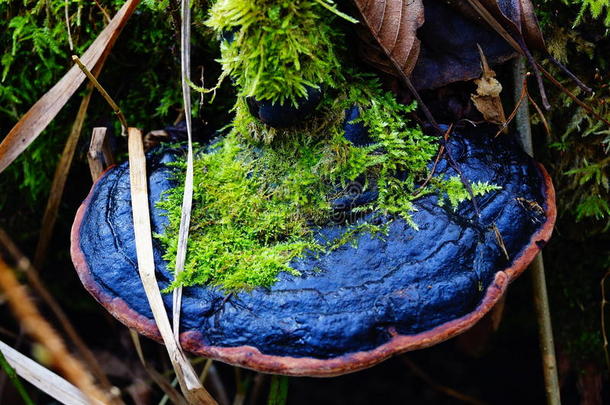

[157,78,499,292]
[205,0,351,104]
[157,1,499,293]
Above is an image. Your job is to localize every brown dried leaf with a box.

[0,0,142,174]
[471,46,507,125]
[354,0,425,78]
[519,0,545,51]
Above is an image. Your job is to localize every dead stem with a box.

[537,64,610,128]
[547,54,592,94]
[0,256,117,404]
[0,229,115,394]
[513,58,562,405]
[128,330,189,405]
[465,0,607,128]
[34,83,96,270]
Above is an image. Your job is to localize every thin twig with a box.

[246,373,267,405]
[518,37,550,110]
[129,331,189,405]
[464,0,549,110]
[465,0,607,125]
[528,94,553,139]
[72,55,129,134]
[352,3,439,130]
[495,73,529,138]
[497,77,528,136]
[537,64,610,128]
[547,54,592,94]
[232,368,246,405]
[491,223,509,261]
[199,359,213,384]
[207,364,230,405]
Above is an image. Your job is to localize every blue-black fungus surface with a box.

[76,126,548,359]
[246,86,322,128]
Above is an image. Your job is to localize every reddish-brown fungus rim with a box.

[70,163,556,377]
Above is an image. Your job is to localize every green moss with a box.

[205,0,353,104]
[156,1,500,293]
[158,76,498,292]
[434,176,502,211]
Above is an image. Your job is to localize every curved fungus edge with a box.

[70,162,556,377]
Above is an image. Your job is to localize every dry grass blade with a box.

[127,127,217,405]
[0,345,35,405]
[0,257,117,404]
[0,229,115,396]
[34,84,96,271]
[87,135,187,404]
[173,0,195,342]
[0,0,141,174]
[0,340,99,405]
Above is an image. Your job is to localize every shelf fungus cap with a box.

[71,126,555,376]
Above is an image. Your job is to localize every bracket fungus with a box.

[71,125,555,376]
